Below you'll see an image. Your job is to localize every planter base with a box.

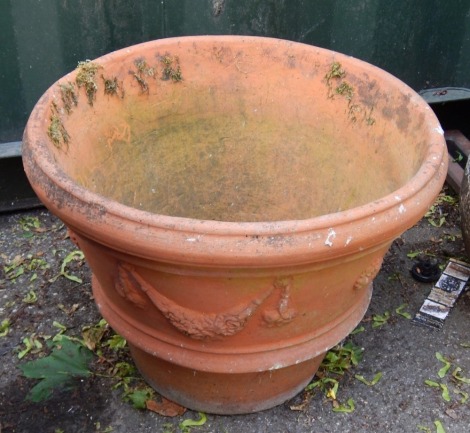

[92,271,374,414]
[91,269,374,414]
[130,344,324,414]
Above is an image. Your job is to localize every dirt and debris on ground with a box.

[1,186,469,433]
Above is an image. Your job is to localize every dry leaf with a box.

[445,408,458,420]
[289,392,313,411]
[146,397,187,417]
[82,326,107,351]
[33,227,49,233]
[58,303,80,315]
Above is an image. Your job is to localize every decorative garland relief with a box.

[113,263,297,340]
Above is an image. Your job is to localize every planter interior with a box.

[22,36,447,414]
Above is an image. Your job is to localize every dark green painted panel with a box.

[1,0,470,143]
[370,0,470,90]
[56,0,165,68]
[0,1,27,142]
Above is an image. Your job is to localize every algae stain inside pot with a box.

[78,110,421,222]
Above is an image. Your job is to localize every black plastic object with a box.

[0,141,42,213]
[411,258,441,283]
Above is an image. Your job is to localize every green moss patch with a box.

[159,54,183,82]
[132,58,156,93]
[47,104,70,149]
[102,75,124,98]
[76,60,102,105]
[59,82,78,114]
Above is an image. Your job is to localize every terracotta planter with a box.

[22,36,447,414]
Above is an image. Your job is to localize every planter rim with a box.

[23,35,448,265]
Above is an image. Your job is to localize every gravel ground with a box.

[1,188,469,433]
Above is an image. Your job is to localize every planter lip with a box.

[23,35,448,264]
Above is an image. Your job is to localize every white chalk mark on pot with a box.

[324,228,336,247]
[186,235,203,242]
[269,362,285,371]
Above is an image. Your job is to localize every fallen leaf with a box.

[434,420,446,433]
[395,304,412,319]
[82,321,108,351]
[436,352,451,378]
[424,380,451,402]
[445,408,458,420]
[425,379,439,388]
[146,397,187,417]
[289,391,313,411]
[33,227,49,233]
[355,372,382,386]
[126,388,153,409]
[452,367,470,384]
[0,319,10,337]
[350,325,365,335]
[332,397,355,413]
[180,412,207,433]
[440,383,451,402]
[453,388,469,404]
[20,336,92,402]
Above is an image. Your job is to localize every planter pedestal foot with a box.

[130,344,324,415]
